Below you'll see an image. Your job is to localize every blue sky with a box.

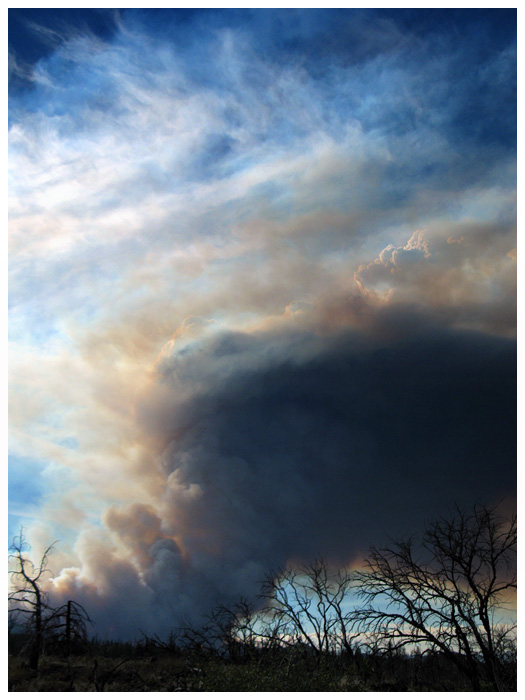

[8,8,516,639]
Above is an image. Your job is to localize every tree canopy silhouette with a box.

[8,529,92,670]
[352,503,516,691]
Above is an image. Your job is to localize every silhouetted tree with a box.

[8,529,92,669]
[8,529,57,670]
[353,503,517,691]
[261,558,357,657]
[178,598,258,661]
[47,599,93,654]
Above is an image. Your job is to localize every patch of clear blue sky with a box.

[8,450,99,548]
[8,456,44,503]
[8,455,46,542]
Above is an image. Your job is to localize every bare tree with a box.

[178,598,258,661]
[8,529,93,669]
[261,558,357,657]
[352,504,517,691]
[8,529,57,670]
[46,599,93,654]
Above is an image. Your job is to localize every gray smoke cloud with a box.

[48,317,515,639]
[9,10,516,642]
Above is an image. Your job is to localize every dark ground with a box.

[8,635,516,692]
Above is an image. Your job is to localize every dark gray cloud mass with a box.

[156,323,515,551]
[56,319,514,638]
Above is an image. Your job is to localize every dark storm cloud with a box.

[48,318,515,639]
[154,322,515,562]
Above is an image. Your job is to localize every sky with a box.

[8,8,516,640]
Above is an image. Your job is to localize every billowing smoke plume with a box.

[48,320,516,639]
[9,9,516,641]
